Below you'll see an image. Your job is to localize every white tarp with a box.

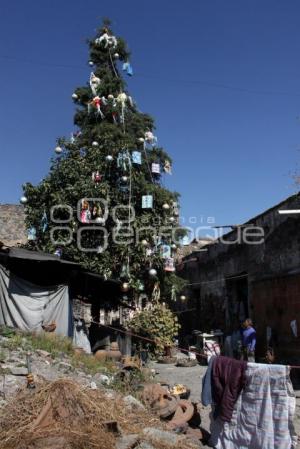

[0,264,72,336]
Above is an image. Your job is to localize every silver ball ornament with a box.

[108,94,114,100]
[72,93,78,100]
[169,217,175,223]
[171,243,177,249]
[20,196,28,205]
[138,137,145,143]
[106,155,113,162]
[89,61,94,66]
[92,141,99,147]
[95,217,104,224]
[55,146,63,154]
[114,53,119,58]
[121,176,128,182]
[149,268,157,277]
[162,203,170,210]
[121,282,130,292]
[180,295,186,301]
[141,239,148,246]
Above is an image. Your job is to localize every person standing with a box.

[240,318,256,362]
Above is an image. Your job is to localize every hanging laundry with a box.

[89,72,101,96]
[95,29,118,48]
[164,257,175,272]
[160,244,171,259]
[27,227,37,241]
[132,151,142,164]
[209,363,298,449]
[144,131,157,148]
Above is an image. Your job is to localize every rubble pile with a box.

[0,378,204,449]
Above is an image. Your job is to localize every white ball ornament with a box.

[141,239,148,246]
[162,203,170,210]
[114,53,119,58]
[149,268,157,277]
[180,295,186,301]
[72,93,78,100]
[55,146,63,154]
[92,141,99,147]
[121,176,128,182]
[138,137,145,143]
[169,217,175,223]
[108,94,114,100]
[106,155,113,162]
[95,217,104,224]
[171,243,177,249]
[20,196,28,204]
[89,61,94,66]
[121,282,130,292]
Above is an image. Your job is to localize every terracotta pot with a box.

[95,349,107,361]
[107,342,122,361]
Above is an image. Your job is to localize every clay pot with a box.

[94,349,107,361]
[107,342,122,361]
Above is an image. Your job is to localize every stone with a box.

[142,428,180,447]
[90,381,97,390]
[136,443,155,449]
[58,362,73,372]
[10,367,28,376]
[93,373,111,385]
[36,349,51,358]
[123,395,145,411]
[116,434,139,449]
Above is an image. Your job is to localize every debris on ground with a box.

[0,378,204,449]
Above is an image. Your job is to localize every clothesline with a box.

[87,319,300,369]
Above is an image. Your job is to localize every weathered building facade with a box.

[179,193,300,362]
[0,204,26,247]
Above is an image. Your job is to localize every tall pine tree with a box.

[22,20,185,302]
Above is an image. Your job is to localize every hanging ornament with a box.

[114,53,119,59]
[172,202,179,216]
[55,146,63,154]
[92,141,99,147]
[108,94,114,100]
[41,211,48,233]
[180,295,186,301]
[122,61,133,76]
[89,60,94,66]
[116,92,127,123]
[161,244,171,259]
[121,282,130,293]
[80,200,90,223]
[151,163,160,174]
[164,257,175,272]
[72,93,78,100]
[144,131,157,147]
[141,239,148,246]
[137,280,145,292]
[54,247,62,257]
[146,248,153,257]
[132,151,142,164]
[169,217,176,223]
[121,176,128,182]
[27,227,37,241]
[92,96,105,119]
[142,195,153,209]
[20,196,28,204]
[120,263,130,280]
[138,137,145,143]
[92,171,102,183]
[117,150,131,171]
[163,160,172,174]
[95,29,118,48]
[171,243,177,250]
[162,203,170,210]
[149,268,157,277]
[106,155,113,162]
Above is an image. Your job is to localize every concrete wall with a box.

[0,204,26,246]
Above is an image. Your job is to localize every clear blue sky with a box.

[1,0,300,233]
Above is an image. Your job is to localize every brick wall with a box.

[0,204,26,246]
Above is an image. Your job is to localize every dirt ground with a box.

[151,360,300,440]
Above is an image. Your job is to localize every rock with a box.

[58,362,73,372]
[116,434,139,449]
[143,428,180,447]
[123,395,145,411]
[36,349,51,358]
[136,443,155,449]
[90,381,97,390]
[10,367,28,376]
[93,373,111,385]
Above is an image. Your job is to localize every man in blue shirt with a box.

[240,318,256,362]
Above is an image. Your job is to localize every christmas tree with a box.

[22,20,185,302]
